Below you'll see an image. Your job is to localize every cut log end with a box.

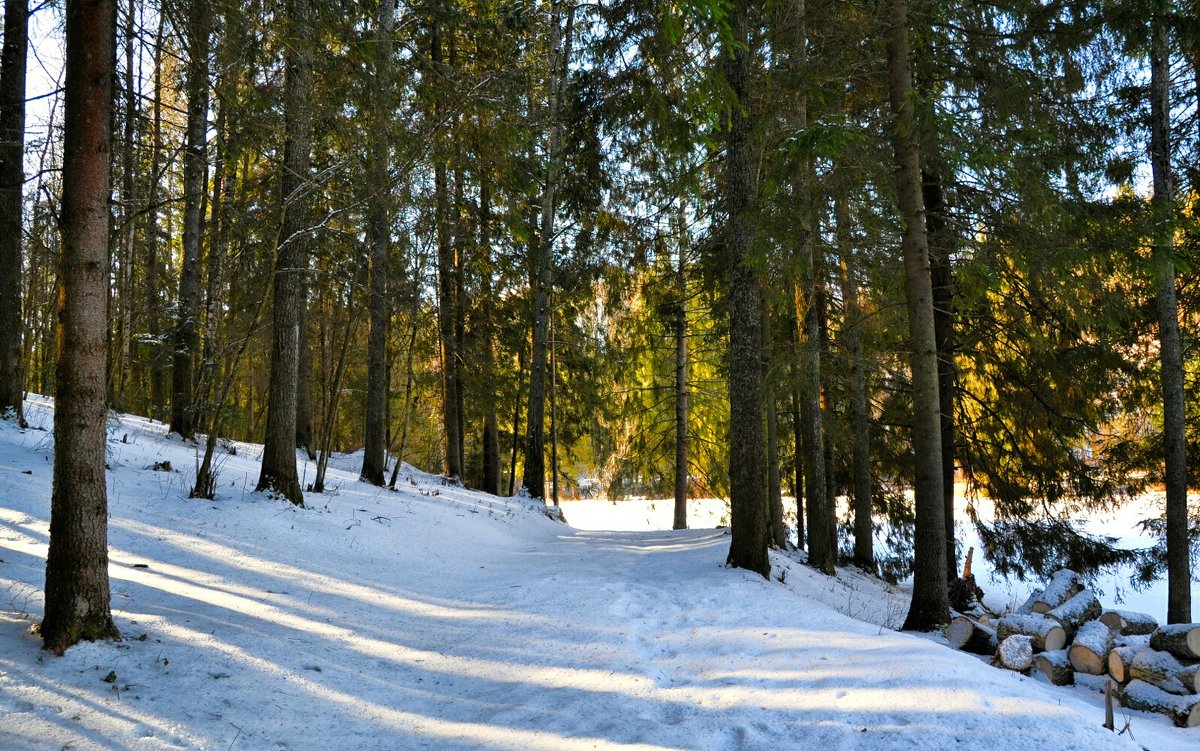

[1068,644,1105,676]
[996,635,1034,672]
[1033,649,1075,686]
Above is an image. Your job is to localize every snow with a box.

[997,634,1034,671]
[0,394,1194,750]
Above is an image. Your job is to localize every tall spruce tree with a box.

[256,0,314,505]
[41,0,120,655]
[0,0,26,421]
[722,0,770,578]
[886,0,949,630]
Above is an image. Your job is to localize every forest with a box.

[0,0,1198,655]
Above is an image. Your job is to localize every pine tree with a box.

[256,0,314,506]
[886,0,949,630]
[41,0,120,655]
[1149,0,1191,624]
[360,0,395,487]
[170,0,211,439]
[722,0,770,578]
[0,0,27,421]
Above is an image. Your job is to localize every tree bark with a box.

[886,0,949,631]
[673,244,688,530]
[1150,1,1191,625]
[41,0,120,655]
[256,0,312,506]
[764,306,786,548]
[923,168,957,579]
[170,0,210,439]
[722,0,769,578]
[431,17,462,480]
[0,0,27,420]
[112,0,135,411]
[790,351,805,549]
[360,0,394,486]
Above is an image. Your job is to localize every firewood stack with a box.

[943,567,1200,728]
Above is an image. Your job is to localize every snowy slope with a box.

[0,395,1192,750]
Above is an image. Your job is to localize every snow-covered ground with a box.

[562,490,1200,620]
[0,394,1194,750]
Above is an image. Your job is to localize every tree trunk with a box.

[523,0,573,500]
[673,245,688,530]
[295,301,315,459]
[453,146,467,479]
[722,0,768,578]
[170,0,210,439]
[389,284,421,489]
[790,0,831,574]
[790,357,805,549]
[112,0,135,411]
[837,193,873,572]
[360,0,394,486]
[256,0,312,506]
[41,0,120,655]
[0,0,27,420]
[1150,1,1191,626]
[764,306,786,548]
[144,20,166,421]
[431,16,461,480]
[886,0,949,631]
[922,168,957,579]
[478,167,502,494]
[509,344,525,496]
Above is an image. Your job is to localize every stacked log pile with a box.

[943,568,1200,728]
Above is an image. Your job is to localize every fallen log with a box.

[1047,589,1101,637]
[1099,609,1158,636]
[1108,635,1152,684]
[1128,648,1200,695]
[1117,679,1200,728]
[1032,570,1082,614]
[1068,620,1113,675]
[945,615,997,656]
[996,613,1067,652]
[995,634,1034,672]
[1033,649,1075,686]
[1150,623,1200,661]
[1015,587,1044,616]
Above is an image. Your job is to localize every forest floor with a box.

[0,395,1194,750]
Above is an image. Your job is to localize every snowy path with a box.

[0,400,1190,750]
